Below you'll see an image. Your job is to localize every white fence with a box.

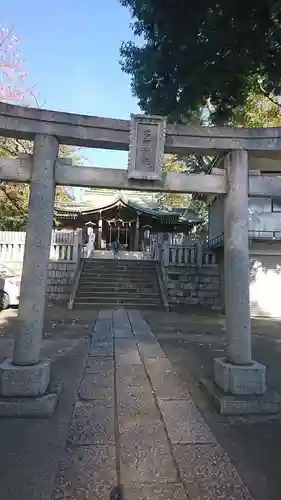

[0,230,83,265]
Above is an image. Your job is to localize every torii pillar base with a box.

[0,358,62,418]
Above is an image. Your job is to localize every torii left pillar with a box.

[0,135,60,417]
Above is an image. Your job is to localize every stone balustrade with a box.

[0,230,82,265]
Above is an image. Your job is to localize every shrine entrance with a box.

[103,219,135,250]
[0,102,279,416]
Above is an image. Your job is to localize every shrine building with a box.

[54,189,202,251]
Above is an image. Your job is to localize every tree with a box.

[232,91,281,128]
[156,154,209,227]
[0,25,78,229]
[119,1,281,124]
[0,140,77,230]
[157,155,190,209]
[0,25,34,103]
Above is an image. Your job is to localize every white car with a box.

[0,264,21,310]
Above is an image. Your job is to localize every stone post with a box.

[0,135,60,414]
[224,150,251,365]
[213,150,266,395]
[134,215,140,251]
[163,241,170,267]
[72,231,80,262]
[13,135,59,366]
[196,241,203,267]
[97,213,102,249]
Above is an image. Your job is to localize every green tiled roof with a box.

[55,189,202,223]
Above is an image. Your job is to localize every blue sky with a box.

[1,0,140,168]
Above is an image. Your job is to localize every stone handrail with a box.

[168,243,216,267]
[68,258,83,310]
[0,230,81,263]
[150,234,216,267]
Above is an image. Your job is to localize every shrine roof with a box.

[54,189,202,223]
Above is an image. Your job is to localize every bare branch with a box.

[0,26,13,49]
[0,182,25,214]
[258,81,281,110]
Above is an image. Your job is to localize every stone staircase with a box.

[74,259,164,309]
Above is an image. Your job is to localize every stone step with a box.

[74,302,164,310]
[79,275,159,281]
[83,259,155,264]
[78,283,159,294]
[80,277,157,283]
[81,271,157,276]
[82,264,157,271]
[75,259,162,310]
[78,280,159,287]
[76,290,160,297]
[75,291,162,300]
[79,281,159,289]
[78,282,160,289]
[75,299,162,306]
[82,268,157,272]
[80,273,157,283]
[82,263,155,268]
[82,267,156,275]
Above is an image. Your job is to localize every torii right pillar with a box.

[213,150,267,396]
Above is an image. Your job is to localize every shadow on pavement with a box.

[144,310,281,500]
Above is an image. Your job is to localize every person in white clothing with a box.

[86,226,96,258]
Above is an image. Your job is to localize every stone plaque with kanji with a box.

[128,114,166,180]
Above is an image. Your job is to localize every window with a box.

[272,197,281,212]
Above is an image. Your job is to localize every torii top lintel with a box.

[1,102,281,157]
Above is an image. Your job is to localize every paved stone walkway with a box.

[52,309,253,500]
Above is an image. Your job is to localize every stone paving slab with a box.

[85,356,114,374]
[117,384,158,421]
[88,341,113,357]
[93,315,113,330]
[114,325,134,339]
[144,356,175,374]
[78,374,114,402]
[119,419,170,449]
[53,445,117,500]
[113,309,134,339]
[158,399,217,444]
[128,310,154,332]
[120,443,178,484]
[115,351,143,365]
[123,483,188,500]
[138,339,166,359]
[115,338,138,354]
[68,401,115,445]
[118,400,160,423]
[116,363,148,387]
[173,444,252,499]
[91,336,113,345]
[114,330,134,339]
[92,326,113,341]
[148,369,191,400]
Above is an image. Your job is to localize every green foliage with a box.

[232,92,281,127]
[120,0,281,123]
[157,155,209,224]
[0,139,78,229]
[157,155,190,209]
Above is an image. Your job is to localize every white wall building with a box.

[209,193,281,318]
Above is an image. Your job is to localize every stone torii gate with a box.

[0,102,280,416]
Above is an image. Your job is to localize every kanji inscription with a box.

[128,114,166,181]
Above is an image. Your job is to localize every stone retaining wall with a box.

[47,262,76,301]
[3,261,76,302]
[165,265,223,310]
